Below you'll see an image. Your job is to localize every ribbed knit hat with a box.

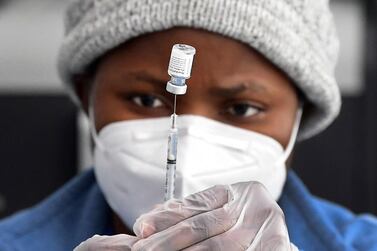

[58,0,341,140]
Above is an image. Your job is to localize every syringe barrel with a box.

[165,127,178,201]
[164,162,176,201]
[167,128,178,161]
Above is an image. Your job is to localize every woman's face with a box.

[82,28,299,148]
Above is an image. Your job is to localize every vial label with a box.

[168,54,193,78]
[169,55,188,76]
[168,44,196,79]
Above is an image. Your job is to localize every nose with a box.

[175,97,216,120]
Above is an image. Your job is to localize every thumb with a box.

[74,234,139,251]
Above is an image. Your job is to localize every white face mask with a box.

[92,111,302,230]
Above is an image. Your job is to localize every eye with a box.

[226,103,261,117]
[131,94,164,108]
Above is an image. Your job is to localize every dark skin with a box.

[75,27,300,235]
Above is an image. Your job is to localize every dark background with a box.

[0,96,77,217]
[0,0,376,219]
[294,0,377,215]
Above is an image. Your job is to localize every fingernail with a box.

[140,222,156,238]
[227,185,234,202]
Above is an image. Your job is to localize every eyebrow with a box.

[120,71,268,97]
[209,81,268,97]
[122,70,167,87]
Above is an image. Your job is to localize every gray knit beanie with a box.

[58,0,341,140]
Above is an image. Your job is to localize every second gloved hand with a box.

[73,234,139,251]
[132,182,298,250]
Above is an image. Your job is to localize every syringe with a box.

[164,44,196,201]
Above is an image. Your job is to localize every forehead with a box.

[96,27,294,96]
[100,28,282,73]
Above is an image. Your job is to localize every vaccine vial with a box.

[166,44,196,95]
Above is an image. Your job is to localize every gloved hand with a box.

[73,182,298,250]
[73,234,138,251]
[132,182,298,250]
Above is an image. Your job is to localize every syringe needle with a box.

[173,95,177,115]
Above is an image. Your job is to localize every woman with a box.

[1,0,376,250]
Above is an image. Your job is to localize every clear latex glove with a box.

[73,234,138,251]
[133,182,298,251]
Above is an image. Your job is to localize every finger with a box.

[182,232,245,251]
[182,223,291,251]
[132,206,237,251]
[246,207,291,251]
[73,234,139,251]
[230,182,291,249]
[182,231,292,251]
[232,182,288,235]
[183,182,292,251]
[134,185,230,238]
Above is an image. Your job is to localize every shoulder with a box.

[0,170,111,251]
[280,170,377,251]
[313,197,377,250]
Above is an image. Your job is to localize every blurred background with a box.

[0,0,376,219]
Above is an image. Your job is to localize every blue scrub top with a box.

[0,170,376,251]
